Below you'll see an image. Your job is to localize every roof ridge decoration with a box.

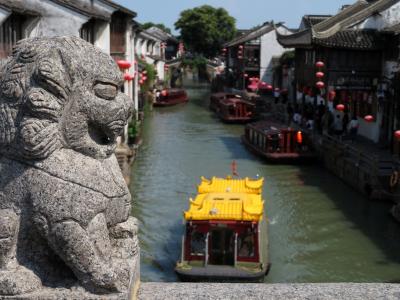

[312,0,399,39]
[224,21,283,47]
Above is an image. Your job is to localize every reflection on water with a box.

[130,79,400,283]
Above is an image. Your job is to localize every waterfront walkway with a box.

[139,283,400,299]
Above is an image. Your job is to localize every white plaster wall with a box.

[260,27,293,84]
[357,112,381,143]
[0,7,10,25]
[94,21,110,54]
[26,0,89,37]
[355,2,400,30]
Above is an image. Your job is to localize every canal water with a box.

[130,79,400,283]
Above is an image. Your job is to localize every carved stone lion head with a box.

[0,36,133,160]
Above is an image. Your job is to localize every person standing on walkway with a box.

[333,114,343,137]
[342,112,350,137]
[348,116,359,143]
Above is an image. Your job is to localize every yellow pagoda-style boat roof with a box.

[184,176,264,222]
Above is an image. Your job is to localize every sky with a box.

[115,0,354,33]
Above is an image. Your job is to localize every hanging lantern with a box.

[117,60,131,69]
[244,73,248,78]
[239,45,244,49]
[222,48,227,52]
[161,89,168,97]
[296,131,303,144]
[316,71,324,78]
[124,73,134,81]
[142,70,147,75]
[266,84,273,90]
[328,90,336,101]
[336,104,345,111]
[364,115,374,122]
[238,56,243,59]
[139,79,144,85]
[315,61,325,68]
[316,81,325,89]
[395,131,400,140]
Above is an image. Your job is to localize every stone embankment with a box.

[138,283,400,299]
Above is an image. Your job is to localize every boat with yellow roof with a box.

[175,174,270,282]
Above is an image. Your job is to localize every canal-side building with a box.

[135,28,166,82]
[277,0,400,144]
[224,21,293,90]
[144,26,180,61]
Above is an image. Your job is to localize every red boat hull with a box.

[154,89,188,107]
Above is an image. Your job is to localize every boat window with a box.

[190,230,206,256]
[237,228,255,258]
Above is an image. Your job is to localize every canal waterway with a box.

[130,79,400,283]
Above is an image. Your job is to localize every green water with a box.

[130,80,400,283]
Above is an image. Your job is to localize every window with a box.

[80,19,95,44]
[110,12,127,55]
[237,228,255,258]
[190,230,206,256]
[0,13,25,59]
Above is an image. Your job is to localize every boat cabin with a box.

[242,121,315,162]
[154,88,188,107]
[175,176,269,282]
[209,93,242,112]
[217,98,256,123]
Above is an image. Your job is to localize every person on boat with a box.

[238,228,254,257]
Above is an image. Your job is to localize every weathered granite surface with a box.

[0,36,139,298]
[139,283,400,300]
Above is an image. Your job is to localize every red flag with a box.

[231,160,239,177]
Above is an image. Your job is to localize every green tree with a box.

[175,5,236,58]
[142,22,171,34]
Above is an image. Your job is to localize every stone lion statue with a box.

[0,36,138,297]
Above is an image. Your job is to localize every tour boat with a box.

[153,89,188,107]
[175,174,269,282]
[217,98,256,123]
[209,93,241,112]
[241,121,316,163]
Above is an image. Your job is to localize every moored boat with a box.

[209,92,241,112]
[241,121,316,163]
[175,175,269,282]
[154,88,188,107]
[217,97,256,123]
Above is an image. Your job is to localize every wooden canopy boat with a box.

[175,175,269,282]
[209,93,241,112]
[217,98,256,123]
[241,121,316,163]
[154,89,188,107]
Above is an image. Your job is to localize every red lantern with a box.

[124,73,134,81]
[244,73,248,78]
[296,131,303,144]
[316,61,325,68]
[364,115,374,122]
[266,84,273,90]
[142,76,147,81]
[139,79,144,85]
[395,131,400,140]
[222,48,227,52]
[142,70,147,75]
[239,45,244,49]
[161,90,168,97]
[316,81,325,89]
[336,104,345,111]
[117,60,131,69]
[238,56,243,59]
[316,71,324,78]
